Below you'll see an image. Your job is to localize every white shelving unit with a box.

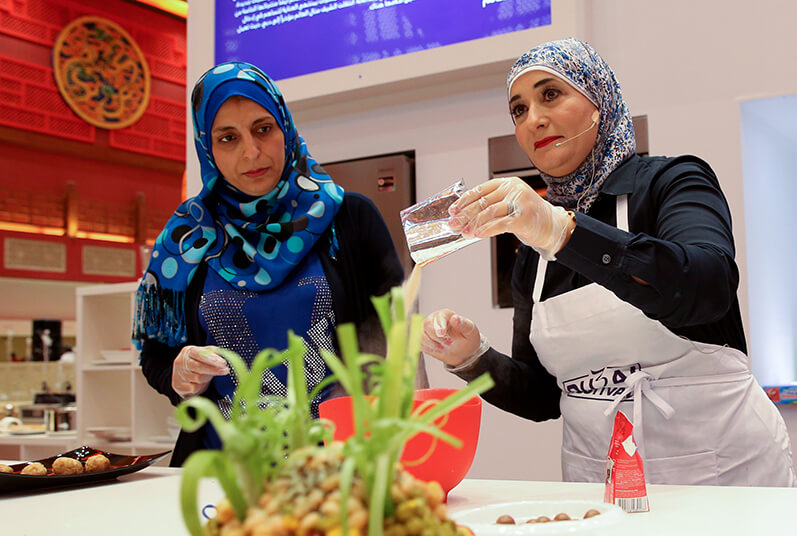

[0,434,80,462]
[76,282,176,462]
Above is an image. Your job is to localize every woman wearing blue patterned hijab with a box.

[134,62,404,465]
[134,62,343,347]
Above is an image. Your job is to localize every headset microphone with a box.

[555,110,600,147]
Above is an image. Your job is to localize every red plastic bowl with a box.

[318,388,482,498]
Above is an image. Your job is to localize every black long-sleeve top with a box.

[139,192,404,465]
[454,154,746,421]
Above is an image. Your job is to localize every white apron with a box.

[530,195,795,486]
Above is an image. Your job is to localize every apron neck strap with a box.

[616,194,629,232]
[532,194,629,303]
[533,254,546,303]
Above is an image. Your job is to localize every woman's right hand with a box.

[172,345,230,398]
[448,177,574,259]
[420,309,481,367]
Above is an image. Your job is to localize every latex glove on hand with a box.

[421,309,486,368]
[172,345,230,398]
[448,177,574,260]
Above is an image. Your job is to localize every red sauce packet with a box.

[603,410,649,513]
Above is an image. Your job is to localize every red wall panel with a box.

[0,0,185,275]
[0,0,187,161]
[0,228,144,283]
[0,142,178,215]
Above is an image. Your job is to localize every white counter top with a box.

[448,479,797,534]
[0,431,77,445]
[0,467,795,535]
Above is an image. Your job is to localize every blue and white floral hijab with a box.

[507,37,636,212]
[133,62,344,348]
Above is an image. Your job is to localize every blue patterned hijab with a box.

[133,62,344,348]
[507,37,636,212]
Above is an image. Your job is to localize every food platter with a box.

[450,500,626,535]
[0,445,170,493]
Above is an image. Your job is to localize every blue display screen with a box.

[215,0,552,80]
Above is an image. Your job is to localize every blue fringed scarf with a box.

[133,62,344,348]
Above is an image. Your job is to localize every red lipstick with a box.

[534,137,560,149]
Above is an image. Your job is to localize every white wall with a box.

[739,94,797,386]
[188,0,797,481]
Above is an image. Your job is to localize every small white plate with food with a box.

[451,499,627,535]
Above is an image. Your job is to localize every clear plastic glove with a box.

[172,345,230,399]
[448,177,574,260]
[420,309,483,367]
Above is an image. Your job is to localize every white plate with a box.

[8,428,45,436]
[450,500,627,535]
[99,350,135,363]
[45,430,78,437]
[89,360,131,367]
[148,435,175,444]
[86,426,132,442]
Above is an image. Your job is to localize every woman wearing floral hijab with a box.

[421,38,795,486]
[134,62,403,466]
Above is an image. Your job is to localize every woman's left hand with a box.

[448,177,575,259]
[420,309,482,367]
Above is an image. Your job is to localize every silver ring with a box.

[506,199,518,217]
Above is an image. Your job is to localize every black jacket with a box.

[455,155,745,422]
[139,192,404,465]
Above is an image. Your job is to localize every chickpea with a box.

[215,498,236,524]
[423,480,443,507]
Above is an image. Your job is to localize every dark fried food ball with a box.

[535,515,551,523]
[85,454,111,473]
[584,508,601,519]
[0,464,13,473]
[553,513,571,521]
[20,462,47,475]
[53,456,84,475]
[495,514,516,524]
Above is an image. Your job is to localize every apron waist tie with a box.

[602,370,751,461]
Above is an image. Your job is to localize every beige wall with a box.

[188,0,797,480]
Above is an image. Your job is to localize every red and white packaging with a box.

[603,410,649,513]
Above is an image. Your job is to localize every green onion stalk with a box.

[177,286,494,536]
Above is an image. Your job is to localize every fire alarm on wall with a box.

[377,176,395,192]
